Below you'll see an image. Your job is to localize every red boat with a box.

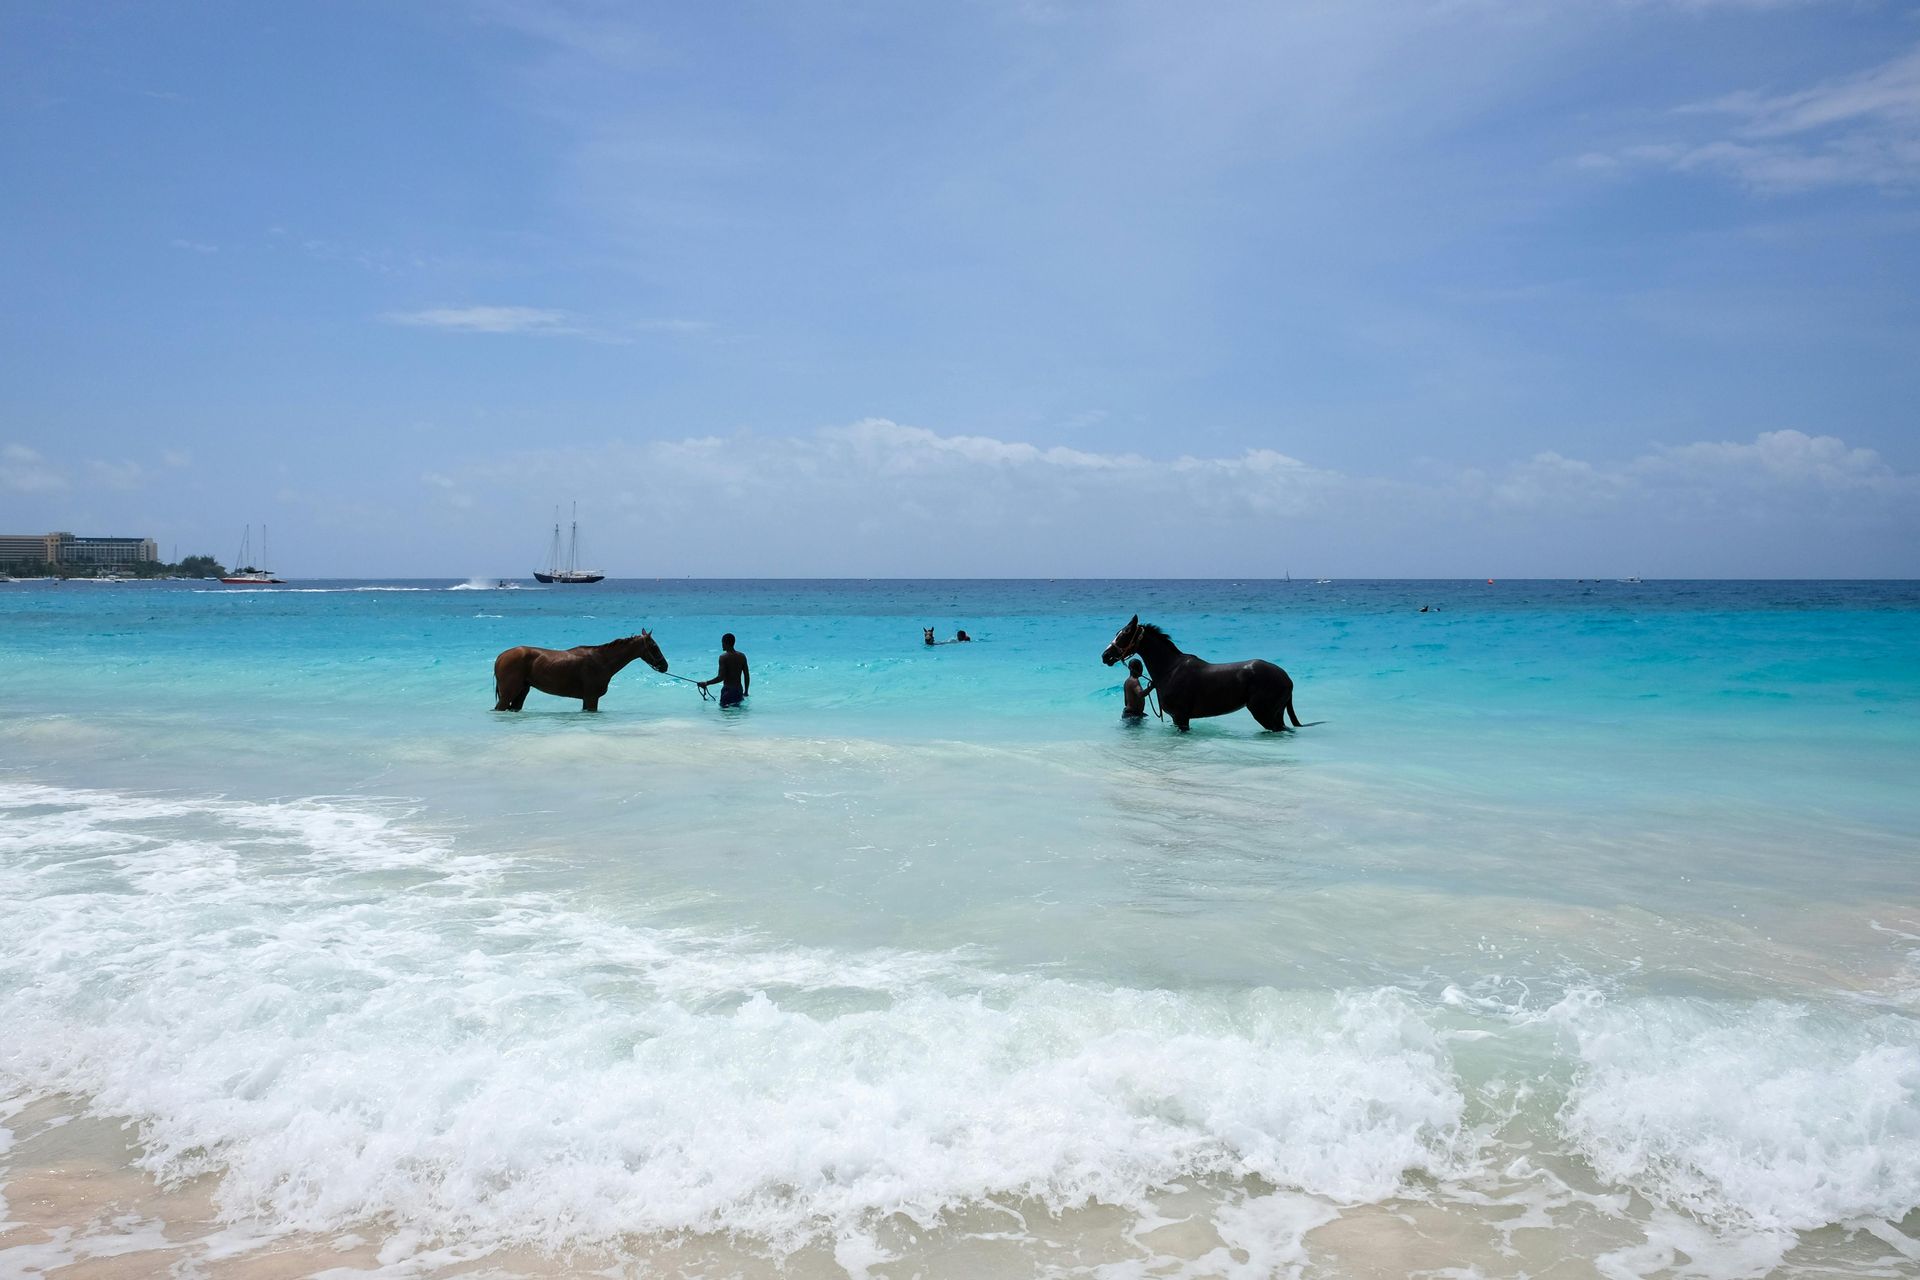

[222,526,284,584]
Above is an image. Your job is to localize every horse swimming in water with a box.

[1100,615,1301,733]
[493,631,668,712]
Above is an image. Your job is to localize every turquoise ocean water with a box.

[1,578,1917,1278]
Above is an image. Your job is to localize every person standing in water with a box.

[1122,657,1154,721]
[699,633,750,708]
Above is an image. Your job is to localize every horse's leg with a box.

[582,696,599,712]
[1249,699,1291,732]
[496,673,527,712]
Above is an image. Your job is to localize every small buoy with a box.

[1486,578,1495,584]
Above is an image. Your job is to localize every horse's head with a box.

[629,629,668,673]
[1101,615,1141,666]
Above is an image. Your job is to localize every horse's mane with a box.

[1128,621,1175,652]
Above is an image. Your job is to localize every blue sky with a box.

[2,0,1916,576]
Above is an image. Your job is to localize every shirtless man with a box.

[699,632,750,708]
[1122,657,1154,721]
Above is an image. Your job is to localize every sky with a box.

[2,0,1917,577]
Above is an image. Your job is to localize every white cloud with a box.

[630,318,714,333]
[0,444,67,493]
[421,471,478,511]
[1478,450,1634,514]
[1058,409,1111,432]
[1456,430,1918,524]
[434,420,1918,576]
[380,306,699,342]
[820,419,1147,473]
[1643,428,1900,487]
[383,305,583,336]
[169,238,218,254]
[1693,46,1920,139]
[1593,45,1920,191]
[87,459,146,490]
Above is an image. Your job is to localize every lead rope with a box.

[663,672,713,701]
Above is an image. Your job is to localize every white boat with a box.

[222,525,284,584]
[533,504,604,584]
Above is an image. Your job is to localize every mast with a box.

[568,502,579,575]
[262,525,270,572]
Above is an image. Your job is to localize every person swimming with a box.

[1122,657,1154,721]
[955,629,971,642]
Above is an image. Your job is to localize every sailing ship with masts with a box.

[221,525,284,584]
[534,504,604,584]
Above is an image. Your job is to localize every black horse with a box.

[1101,615,1301,733]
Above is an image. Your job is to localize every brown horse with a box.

[493,631,667,712]
[1101,615,1300,733]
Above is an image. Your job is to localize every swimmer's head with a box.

[1128,658,1143,676]
[721,633,736,649]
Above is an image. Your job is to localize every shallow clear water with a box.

[1,578,1916,1278]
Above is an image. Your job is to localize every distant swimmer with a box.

[698,632,750,708]
[955,629,971,642]
[1122,657,1155,721]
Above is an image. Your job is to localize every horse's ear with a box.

[642,628,651,637]
[1127,614,1138,628]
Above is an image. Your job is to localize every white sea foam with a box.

[0,782,1467,1259]
[1556,992,1920,1273]
[5,780,1918,1276]
[190,586,436,594]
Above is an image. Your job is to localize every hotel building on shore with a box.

[0,531,160,569]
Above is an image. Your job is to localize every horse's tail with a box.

[1281,667,1303,727]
